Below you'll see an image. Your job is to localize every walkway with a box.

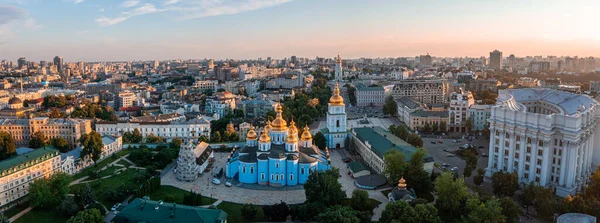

[8,207,32,223]
[70,154,145,186]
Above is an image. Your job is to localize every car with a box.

[443,148,448,152]
[211,178,221,185]
[437,140,443,144]
[111,203,121,211]
[446,153,455,157]
[481,153,489,157]
[451,167,459,172]
[225,182,232,187]
[478,146,485,149]
[342,158,353,163]
[430,141,436,144]
[442,163,450,167]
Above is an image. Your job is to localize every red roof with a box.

[119,106,142,112]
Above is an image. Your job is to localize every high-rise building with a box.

[116,92,136,109]
[153,60,159,70]
[489,50,503,70]
[17,57,27,69]
[53,56,63,73]
[486,88,600,197]
[391,79,449,104]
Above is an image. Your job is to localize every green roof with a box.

[352,127,433,162]
[113,198,228,223]
[410,110,448,118]
[348,161,368,173]
[0,147,59,177]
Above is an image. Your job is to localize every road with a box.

[423,136,490,179]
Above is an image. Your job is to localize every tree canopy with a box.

[67,208,104,223]
[29,131,47,149]
[304,168,346,206]
[29,172,71,208]
[80,131,104,164]
[0,132,16,161]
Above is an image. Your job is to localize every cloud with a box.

[64,0,85,4]
[163,0,179,5]
[96,3,162,26]
[121,0,140,8]
[0,5,26,25]
[95,0,293,26]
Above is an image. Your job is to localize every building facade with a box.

[396,97,426,124]
[590,81,600,93]
[448,90,474,132]
[176,141,214,182]
[468,104,492,131]
[485,88,600,197]
[96,116,211,140]
[0,118,92,148]
[391,79,448,104]
[356,86,385,107]
[334,55,343,81]
[0,147,61,209]
[225,104,331,187]
[408,110,448,132]
[489,50,503,70]
[205,91,236,120]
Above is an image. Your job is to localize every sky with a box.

[0,0,599,62]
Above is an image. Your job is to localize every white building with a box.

[590,81,600,93]
[0,147,61,209]
[518,77,541,88]
[205,91,236,120]
[193,80,218,92]
[355,86,385,107]
[100,135,123,160]
[96,116,211,141]
[322,83,348,149]
[116,91,136,109]
[486,88,600,197]
[334,55,343,81]
[448,89,474,132]
[176,141,214,182]
[395,97,426,124]
[468,104,492,131]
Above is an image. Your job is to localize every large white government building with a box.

[486,88,600,197]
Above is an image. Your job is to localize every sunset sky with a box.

[1,0,599,62]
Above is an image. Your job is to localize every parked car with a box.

[446,153,455,157]
[452,140,457,143]
[111,203,121,211]
[442,163,450,167]
[478,146,485,148]
[430,141,436,144]
[481,153,489,157]
[342,158,352,163]
[225,182,232,187]
[211,178,221,185]
[451,167,459,172]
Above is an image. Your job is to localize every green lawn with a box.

[97,165,121,178]
[116,159,132,167]
[4,202,29,218]
[381,189,393,197]
[70,168,144,209]
[147,185,217,206]
[12,208,70,223]
[216,202,267,223]
[72,149,132,180]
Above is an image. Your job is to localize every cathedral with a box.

[321,82,349,149]
[225,102,331,187]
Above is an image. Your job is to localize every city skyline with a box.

[1,0,600,61]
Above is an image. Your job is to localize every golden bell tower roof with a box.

[398,177,407,190]
[301,125,312,141]
[336,54,342,64]
[329,82,344,106]
[271,102,288,131]
[259,129,271,143]
[246,125,257,140]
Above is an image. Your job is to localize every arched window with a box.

[301,167,305,174]
[242,165,246,173]
[336,120,340,127]
[261,173,265,180]
[271,174,274,180]
[275,163,279,168]
[290,174,294,181]
[280,174,284,180]
[250,166,254,174]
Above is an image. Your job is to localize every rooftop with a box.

[0,147,59,176]
[410,110,449,118]
[357,86,384,91]
[113,198,228,223]
[499,88,598,116]
[353,127,433,162]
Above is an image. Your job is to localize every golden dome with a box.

[398,177,407,190]
[259,129,271,143]
[289,119,298,134]
[246,125,257,140]
[301,125,312,141]
[329,82,344,106]
[226,122,235,134]
[336,54,342,64]
[271,102,288,131]
[264,120,272,132]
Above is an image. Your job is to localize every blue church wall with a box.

[268,158,286,187]
[298,163,318,184]
[257,159,268,185]
[239,161,258,184]
[286,159,299,186]
[318,161,331,172]
[226,160,239,178]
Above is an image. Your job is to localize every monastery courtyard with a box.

[161,148,390,217]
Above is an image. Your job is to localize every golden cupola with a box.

[329,82,344,106]
[271,102,288,131]
[226,121,235,135]
[289,119,298,135]
[301,125,312,141]
[246,125,257,140]
[264,120,272,133]
[259,128,271,143]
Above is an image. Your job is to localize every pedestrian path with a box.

[8,207,32,223]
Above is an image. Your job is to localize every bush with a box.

[86,203,106,215]
[164,195,176,203]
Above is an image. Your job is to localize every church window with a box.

[271,174,274,180]
[281,174,284,180]
[250,166,254,174]
[261,173,265,180]
[301,167,305,174]
[275,163,279,168]
[290,174,294,181]
[242,166,246,173]
[336,120,340,128]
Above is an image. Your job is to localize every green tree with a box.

[0,210,8,223]
[462,149,478,178]
[304,168,346,206]
[350,189,370,212]
[383,95,398,117]
[466,196,506,223]
[132,129,143,143]
[317,205,360,223]
[383,150,406,184]
[404,150,432,193]
[57,197,80,217]
[532,186,556,219]
[380,201,418,223]
[263,201,290,222]
[29,172,71,208]
[50,136,70,153]
[432,123,439,132]
[29,131,48,149]
[312,132,327,150]
[406,133,423,148]
[434,172,469,218]
[491,171,519,197]
[122,132,133,144]
[241,204,258,221]
[587,165,600,199]
[170,137,182,149]
[392,125,409,140]
[146,133,163,143]
[413,204,442,223]
[80,131,104,164]
[499,197,522,223]
[473,168,485,186]
[67,208,104,223]
[465,118,473,132]
[423,122,432,132]
[0,132,16,161]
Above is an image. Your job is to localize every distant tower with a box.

[324,82,348,149]
[489,50,503,70]
[334,55,343,81]
[53,56,63,73]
